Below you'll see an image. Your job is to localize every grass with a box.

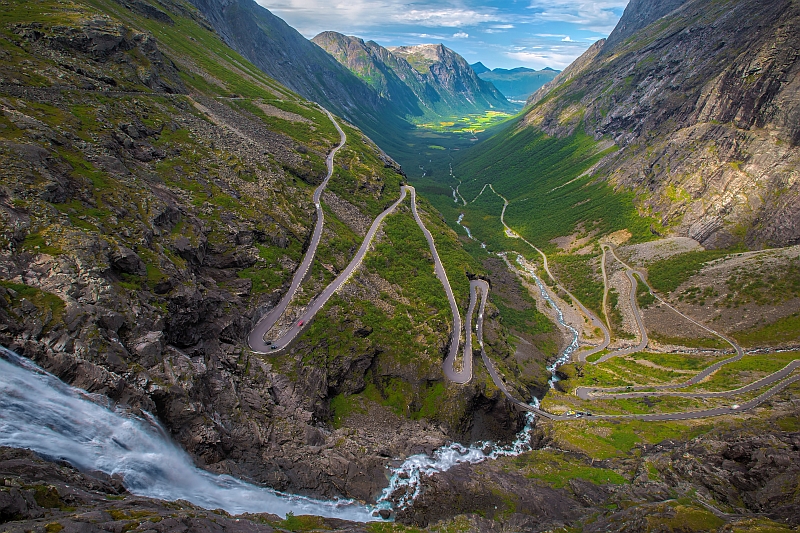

[546,418,714,459]
[273,513,328,532]
[646,249,732,293]
[237,242,297,295]
[512,449,627,488]
[649,503,725,531]
[327,124,404,218]
[634,272,655,308]
[630,352,729,371]
[21,232,64,256]
[365,210,450,314]
[550,253,603,317]
[0,281,66,331]
[416,110,514,135]
[683,351,800,392]
[732,312,800,347]
[453,126,658,250]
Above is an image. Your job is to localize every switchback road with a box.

[248,107,346,353]
[246,125,797,422]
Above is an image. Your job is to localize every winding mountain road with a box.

[590,247,649,364]
[246,118,797,423]
[248,107,347,353]
[406,188,467,384]
[478,184,611,360]
[453,183,798,421]
[575,244,753,399]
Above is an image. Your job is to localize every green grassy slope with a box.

[454,125,658,251]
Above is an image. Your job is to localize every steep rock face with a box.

[312,33,515,119]
[521,0,800,248]
[389,43,513,114]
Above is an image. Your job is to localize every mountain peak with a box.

[315,37,513,117]
[471,61,490,75]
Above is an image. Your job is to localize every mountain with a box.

[310,32,434,119]
[466,0,800,249]
[313,34,516,120]
[389,43,514,114]
[185,0,410,148]
[471,65,560,102]
[470,61,491,75]
[3,0,800,530]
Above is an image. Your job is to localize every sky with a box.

[257,0,630,71]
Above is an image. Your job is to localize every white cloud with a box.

[505,49,580,69]
[408,32,449,40]
[395,8,503,27]
[453,31,469,38]
[261,0,509,34]
[561,35,572,41]
[527,0,628,33]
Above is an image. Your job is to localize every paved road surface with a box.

[248,108,346,353]
[405,188,466,383]
[579,360,800,401]
[251,185,409,353]
[591,262,649,364]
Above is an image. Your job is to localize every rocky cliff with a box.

[312,33,515,120]
[521,0,800,248]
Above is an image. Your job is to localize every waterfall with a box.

[0,347,378,522]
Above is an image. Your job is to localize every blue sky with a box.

[258,0,629,70]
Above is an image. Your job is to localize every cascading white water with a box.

[512,253,579,387]
[0,347,378,522]
[373,248,585,510]
[456,213,475,240]
[376,410,537,510]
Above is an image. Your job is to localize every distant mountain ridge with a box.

[469,63,560,102]
[312,33,515,120]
